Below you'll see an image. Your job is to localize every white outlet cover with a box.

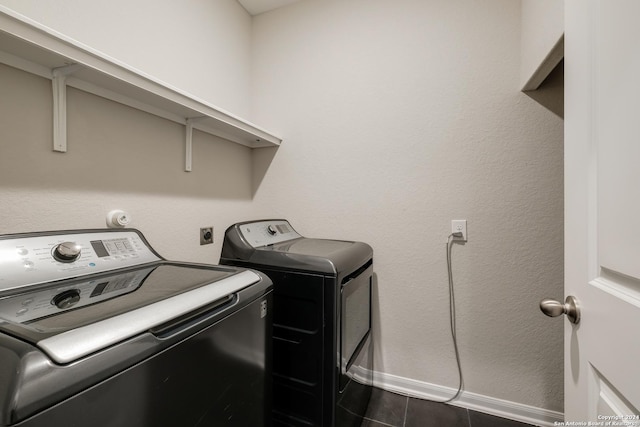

[451,220,467,241]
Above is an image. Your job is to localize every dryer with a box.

[221,219,373,427]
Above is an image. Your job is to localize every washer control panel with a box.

[0,230,161,293]
[237,220,301,248]
[0,267,154,323]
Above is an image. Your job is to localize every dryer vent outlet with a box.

[200,227,213,245]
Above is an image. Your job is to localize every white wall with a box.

[250,0,564,413]
[0,0,255,261]
[520,0,564,89]
[0,63,255,262]
[0,0,252,116]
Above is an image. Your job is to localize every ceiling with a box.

[237,0,303,16]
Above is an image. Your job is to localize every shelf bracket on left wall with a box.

[52,64,82,153]
[185,117,204,172]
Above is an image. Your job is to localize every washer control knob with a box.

[51,289,81,309]
[267,225,277,236]
[53,242,82,263]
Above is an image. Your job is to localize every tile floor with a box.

[360,388,536,427]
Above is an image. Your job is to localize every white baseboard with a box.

[371,370,564,427]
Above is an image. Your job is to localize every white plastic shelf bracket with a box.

[185,117,204,172]
[52,64,82,153]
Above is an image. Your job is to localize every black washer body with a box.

[0,229,273,427]
[221,220,373,427]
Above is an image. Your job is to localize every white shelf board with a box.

[0,7,282,149]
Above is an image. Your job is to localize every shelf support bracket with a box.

[185,117,205,172]
[51,64,82,153]
[185,118,194,172]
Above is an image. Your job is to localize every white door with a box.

[564,0,640,423]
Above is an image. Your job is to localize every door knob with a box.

[539,296,580,324]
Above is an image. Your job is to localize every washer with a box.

[221,219,373,427]
[0,229,272,427]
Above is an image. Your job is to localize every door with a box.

[564,0,640,423]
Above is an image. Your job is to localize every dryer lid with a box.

[264,237,359,256]
[221,220,373,275]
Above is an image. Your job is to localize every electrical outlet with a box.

[200,227,213,245]
[451,220,467,241]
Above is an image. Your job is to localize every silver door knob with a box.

[539,296,580,324]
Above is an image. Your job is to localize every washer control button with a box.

[51,289,81,309]
[267,225,277,236]
[53,242,82,263]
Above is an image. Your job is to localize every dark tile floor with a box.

[360,388,536,427]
